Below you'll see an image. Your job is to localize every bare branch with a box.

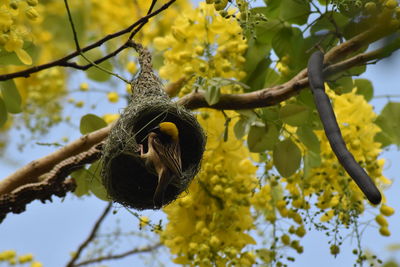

[73,243,162,267]
[66,203,112,267]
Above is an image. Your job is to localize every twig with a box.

[73,243,162,267]
[63,0,129,83]
[0,0,176,81]
[66,202,112,267]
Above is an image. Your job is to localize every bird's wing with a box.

[151,137,182,177]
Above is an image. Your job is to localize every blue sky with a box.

[1,1,400,266]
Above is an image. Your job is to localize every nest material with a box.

[101,43,206,210]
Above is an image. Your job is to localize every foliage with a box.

[1,0,400,266]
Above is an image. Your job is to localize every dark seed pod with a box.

[101,42,206,210]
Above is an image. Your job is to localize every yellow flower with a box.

[75,101,84,108]
[126,61,137,74]
[154,2,247,88]
[0,250,16,261]
[107,92,119,103]
[25,7,39,20]
[139,216,150,228]
[102,113,119,124]
[375,214,388,227]
[379,226,391,236]
[79,83,89,91]
[126,84,132,94]
[30,261,43,267]
[18,253,33,263]
[380,204,395,216]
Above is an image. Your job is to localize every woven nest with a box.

[101,43,206,210]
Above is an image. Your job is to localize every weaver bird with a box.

[139,122,182,208]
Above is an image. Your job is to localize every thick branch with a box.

[0,125,111,195]
[0,142,104,222]
[290,19,399,83]
[0,0,176,81]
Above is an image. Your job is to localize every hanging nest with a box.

[101,42,206,210]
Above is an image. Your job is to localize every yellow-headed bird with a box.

[139,122,182,208]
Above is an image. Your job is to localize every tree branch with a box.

[63,0,130,83]
[0,142,104,223]
[73,243,162,267]
[66,202,112,267]
[0,0,176,81]
[0,124,111,195]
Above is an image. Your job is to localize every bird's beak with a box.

[150,125,160,131]
[153,173,173,208]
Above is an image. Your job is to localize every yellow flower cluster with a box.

[154,2,247,89]
[16,67,66,133]
[0,250,41,266]
[88,0,190,46]
[161,110,258,266]
[0,0,40,65]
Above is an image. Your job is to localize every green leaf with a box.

[263,68,281,87]
[272,27,292,59]
[304,151,321,178]
[234,117,249,139]
[253,18,284,45]
[273,139,301,177]
[347,64,366,76]
[298,89,316,108]
[375,102,400,147]
[280,0,310,25]
[279,104,310,126]
[80,114,107,135]
[0,97,7,127]
[244,58,271,91]
[296,126,321,154]
[79,48,113,82]
[354,78,373,101]
[88,161,109,201]
[328,76,353,94]
[86,60,113,82]
[243,38,271,81]
[310,12,349,34]
[260,106,280,122]
[247,123,279,152]
[0,80,22,113]
[0,42,39,66]
[71,169,90,197]
[261,0,282,18]
[204,85,220,105]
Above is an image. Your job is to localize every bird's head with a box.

[154,122,179,142]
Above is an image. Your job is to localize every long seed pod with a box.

[307,51,381,205]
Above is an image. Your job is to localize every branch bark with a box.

[0,125,111,195]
